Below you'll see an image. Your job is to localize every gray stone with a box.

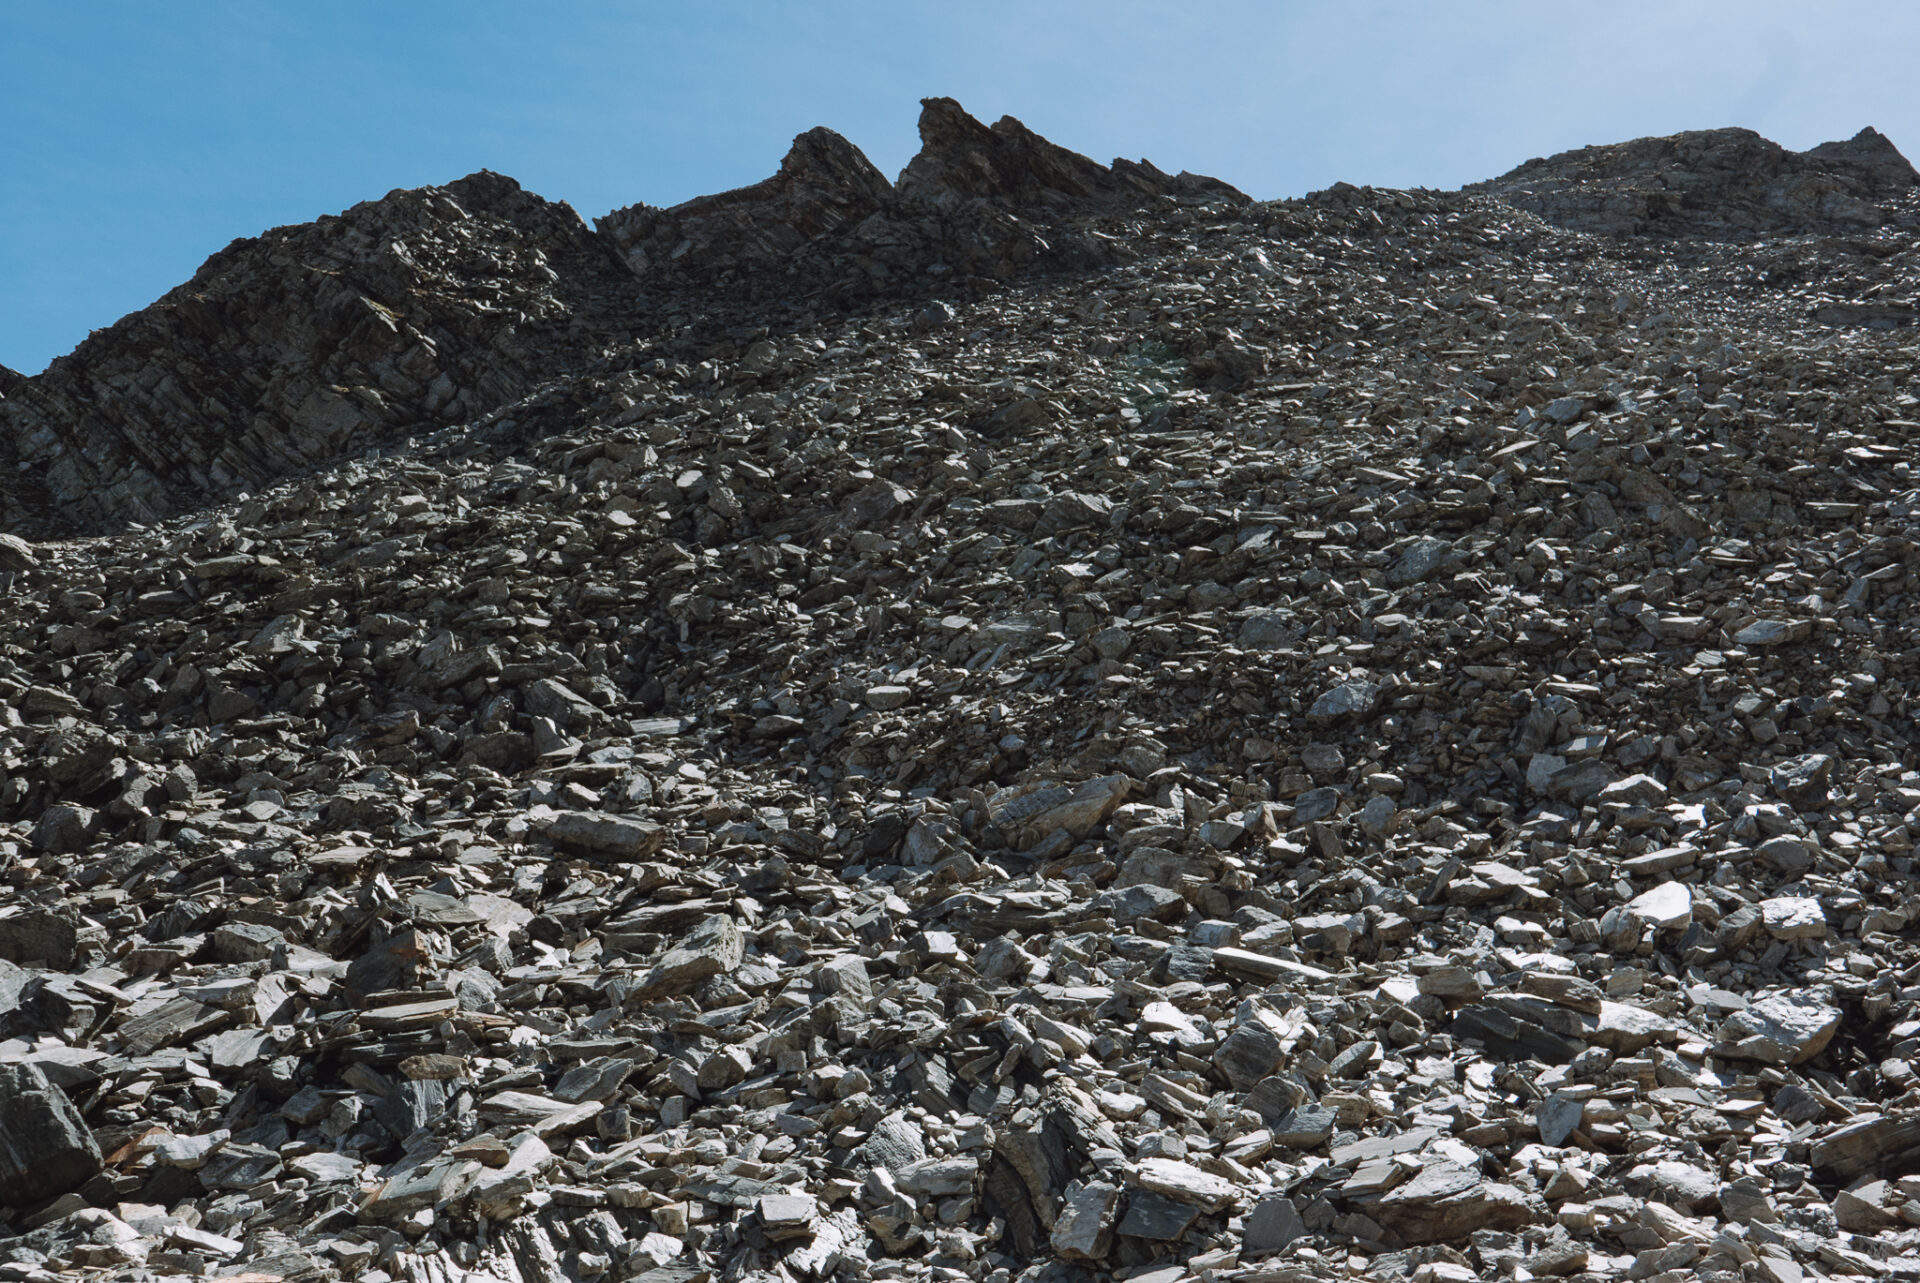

[1624,881,1691,930]
[1243,1193,1308,1255]
[1364,1161,1534,1245]
[1237,610,1301,650]
[1115,1189,1199,1240]
[0,1062,103,1207]
[1386,536,1455,586]
[545,811,667,860]
[1761,896,1826,940]
[1770,753,1835,806]
[1308,680,1381,725]
[1212,1023,1281,1092]
[0,911,77,970]
[1537,1092,1585,1146]
[1049,1181,1121,1260]
[896,1157,977,1197]
[28,803,93,855]
[633,915,744,998]
[1714,990,1842,1064]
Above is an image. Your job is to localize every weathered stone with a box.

[1363,1161,1535,1245]
[0,911,78,970]
[1309,680,1382,725]
[1243,1193,1308,1256]
[3,94,1920,1280]
[1049,1181,1120,1260]
[1761,895,1826,940]
[545,811,667,860]
[1714,990,1842,1064]
[0,1062,103,1207]
[1130,1157,1233,1210]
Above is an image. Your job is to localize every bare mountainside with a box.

[4,103,1920,1282]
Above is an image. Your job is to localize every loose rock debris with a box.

[3,99,1920,1283]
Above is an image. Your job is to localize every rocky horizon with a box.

[3,103,1913,537]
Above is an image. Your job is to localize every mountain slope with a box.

[1,99,1243,536]
[1,105,1920,1280]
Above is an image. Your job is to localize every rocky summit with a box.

[2,99,1920,1283]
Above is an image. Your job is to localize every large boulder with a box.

[0,1061,103,1206]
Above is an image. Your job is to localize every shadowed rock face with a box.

[897,96,1133,208]
[1802,126,1920,190]
[0,172,632,532]
[899,97,1245,211]
[596,97,1248,298]
[1471,126,1920,237]
[595,126,896,279]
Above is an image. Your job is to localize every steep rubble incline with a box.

[0,172,632,532]
[5,108,1920,1283]
[1473,125,1920,237]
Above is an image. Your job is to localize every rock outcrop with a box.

[597,96,1248,304]
[595,125,896,282]
[896,96,1240,211]
[1473,124,1920,236]
[0,172,631,532]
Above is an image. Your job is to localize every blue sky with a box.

[4,1,1917,374]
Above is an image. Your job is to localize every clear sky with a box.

[4,1,1918,375]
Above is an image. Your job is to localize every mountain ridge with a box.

[6,105,1912,536]
[1471,123,1920,236]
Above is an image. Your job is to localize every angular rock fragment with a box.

[1049,1181,1121,1260]
[0,1062,103,1207]
[1363,1161,1535,1245]
[1309,680,1382,725]
[545,811,667,860]
[632,915,744,997]
[1714,991,1842,1064]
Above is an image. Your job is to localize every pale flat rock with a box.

[1624,881,1692,930]
[1761,895,1826,940]
[1130,1157,1235,1210]
[544,811,667,860]
[1714,990,1842,1064]
[864,684,912,710]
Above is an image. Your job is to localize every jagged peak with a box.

[684,125,895,222]
[0,163,634,532]
[898,97,1247,210]
[898,97,1134,208]
[1801,126,1920,189]
[594,126,897,280]
[776,126,895,201]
